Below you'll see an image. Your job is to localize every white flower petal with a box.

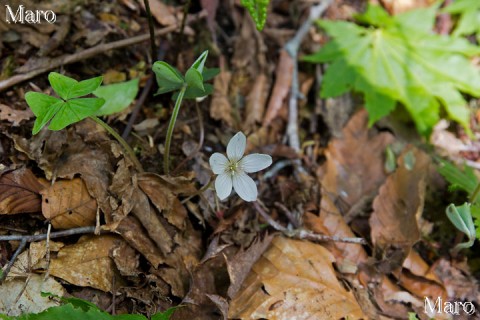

[232,172,257,202]
[239,154,272,173]
[227,132,246,161]
[215,173,233,200]
[209,153,229,174]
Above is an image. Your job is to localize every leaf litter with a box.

[1,0,480,319]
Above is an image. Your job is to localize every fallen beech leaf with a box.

[229,237,365,319]
[263,50,293,126]
[0,104,33,126]
[41,178,97,229]
[49,235,124,292]
[370,147,429,272]
[0,167,44,214]
[0,274,64,316]
[319,109,394,216]
[210,67,233,126]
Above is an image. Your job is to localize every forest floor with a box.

[0,0,479,319]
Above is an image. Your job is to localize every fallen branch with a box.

[0,226,99,282]
[253,201,367,245]
[0,11,206,92]
[284,0,334,152]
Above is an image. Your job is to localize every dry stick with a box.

[0,238,27,282]
[253,201,367,245]
[0,11,207,92]
[143,0,157,61]
[0,226,99,282]
[284,0,334,152]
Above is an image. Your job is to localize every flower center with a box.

[227,160,239,176]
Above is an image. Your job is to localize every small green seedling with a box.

[25,72,142,171]
[240,0,270,30]
[152,50,218,173]
[445,203,476,253]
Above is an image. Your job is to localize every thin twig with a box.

[143,0,157,61]
[253,202,367,245]
[274,201,301,228]
[0,238,27,282]
[0,226,100,281]
[284,0,333,152]
[0,12,206,92]
[0,226,98,242]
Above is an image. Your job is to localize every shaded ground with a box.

[1,0,480,319]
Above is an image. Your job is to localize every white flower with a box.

[209,132,272,202]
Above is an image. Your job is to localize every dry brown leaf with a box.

[229,236,365,319]
[243,73,269,133]
[12,120,117,223]
[113,215,164,268]
[319,109,395,215]
[141,0,176,26]
[0,104,33,126]
[226,234,273,298]
[210,67,233,127]
[49,235,125,292]
[41,178,97,229]
[0,274,64,316]
[370,147,429,272]
[263,50,293,126]
[0,167,44,214]
[9,240,64,278]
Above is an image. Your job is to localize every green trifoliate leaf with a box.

[25,90,104,134]
[152,61,185,95]
[25,92,62,134]
[202,67,220,81]
[47,98,105,131]
[446,202,476,251]
[93,79,139,116]
[240,0,269,30]
[185,68,204,91]
[48,72,103,100]
[305,4,480,136]
[190,50,208,74]
[181,83,213,100]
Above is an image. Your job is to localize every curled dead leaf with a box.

[0,167,45,214]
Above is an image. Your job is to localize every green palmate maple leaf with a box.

[304,4,480,136]
[25,72,105,134]
[444,0,480,43]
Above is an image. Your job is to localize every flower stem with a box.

[89,116,144,172]
[164,86,186,174]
